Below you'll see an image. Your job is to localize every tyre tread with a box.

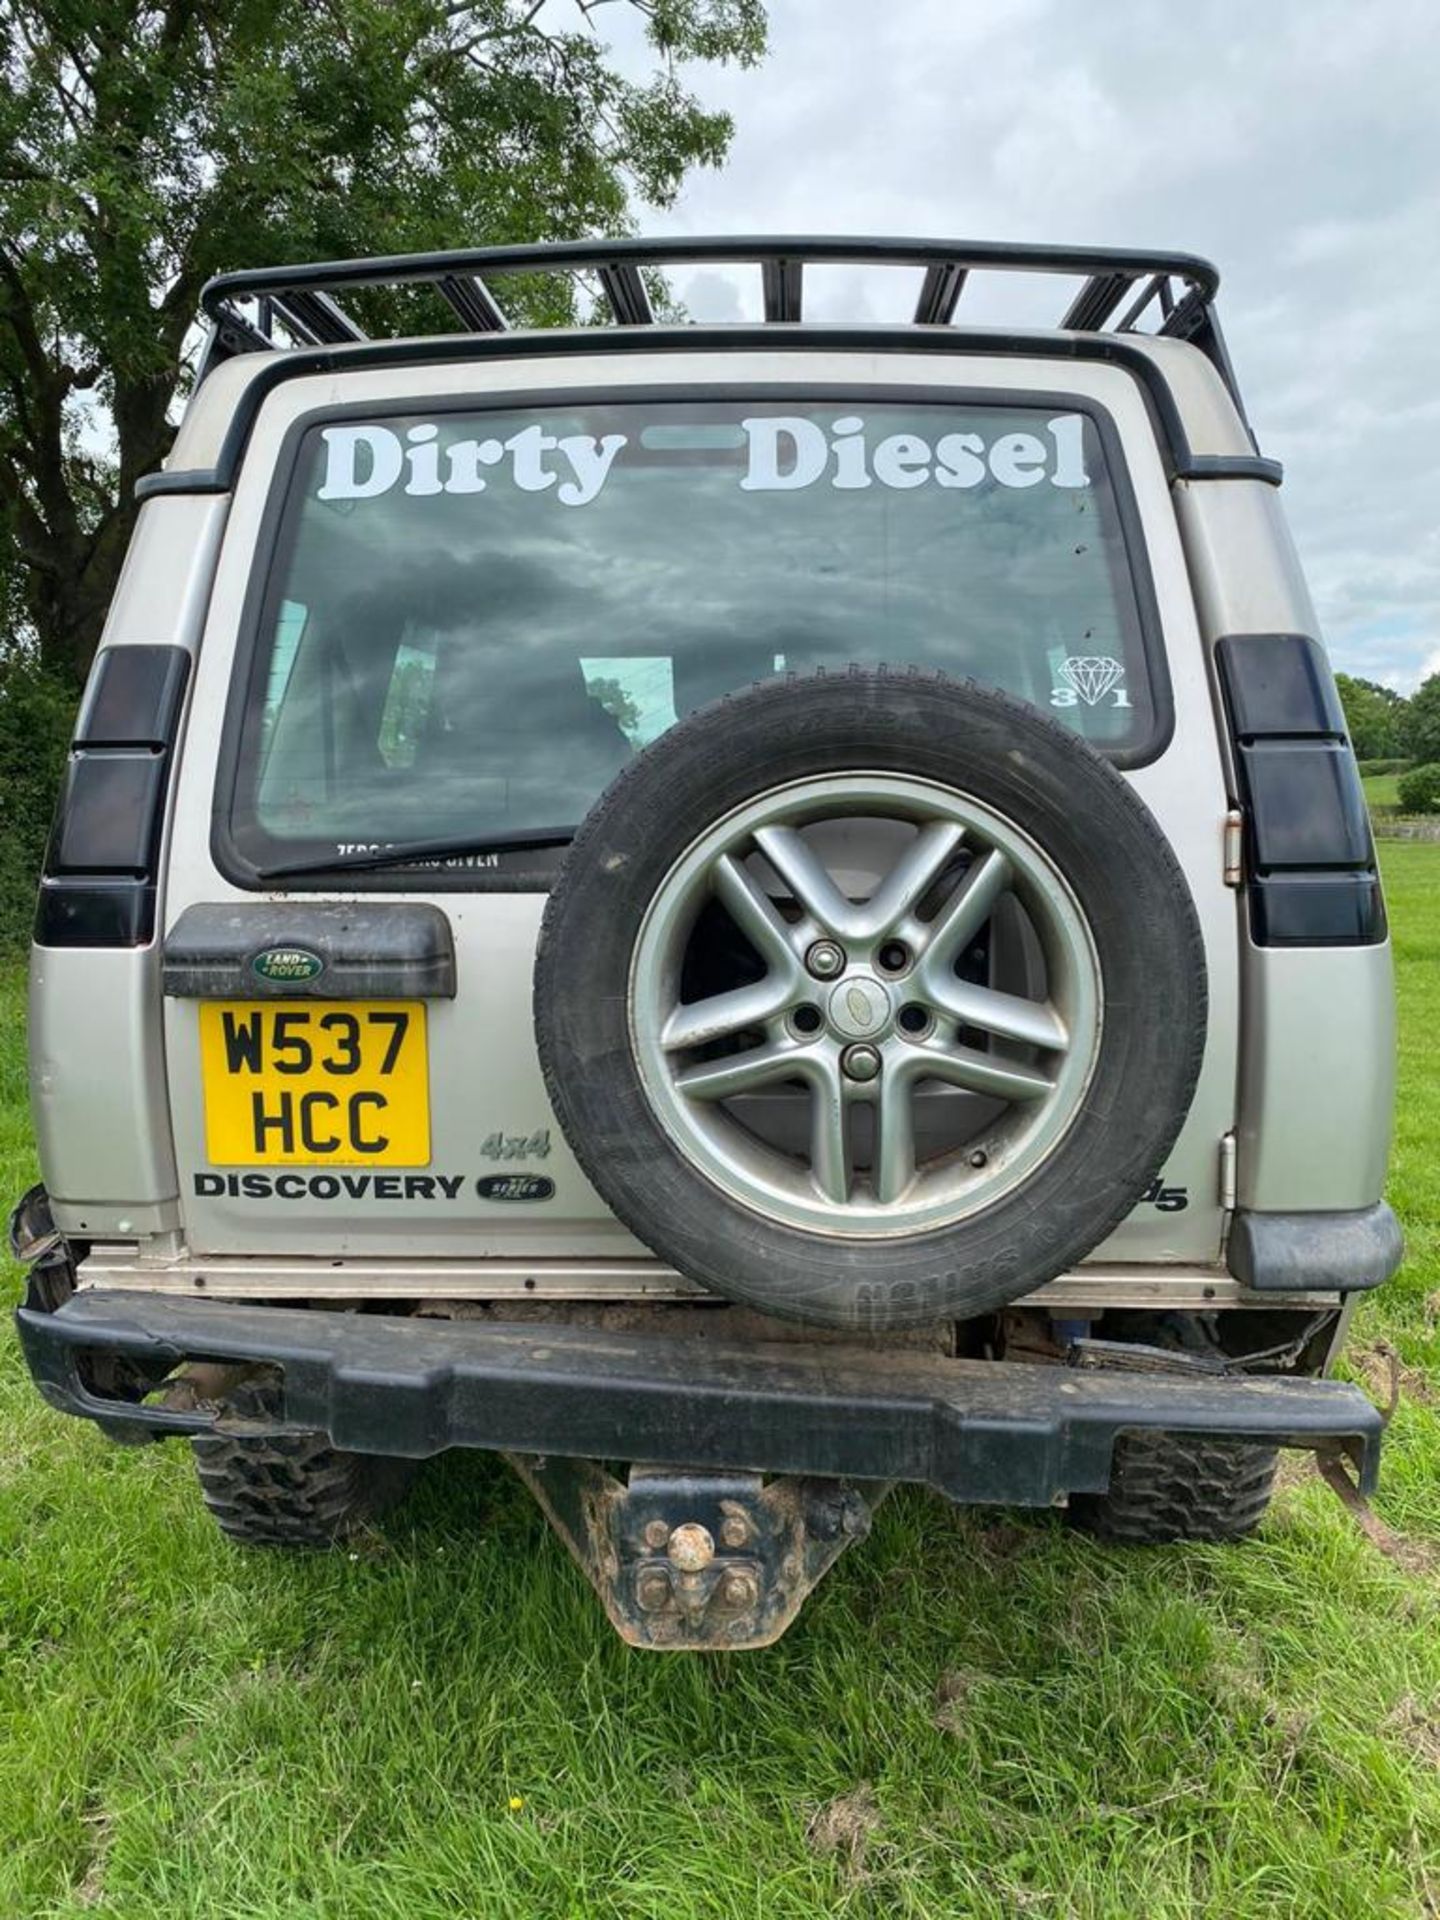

[190,1385,414,1549]
[1069,1430,1278,1544]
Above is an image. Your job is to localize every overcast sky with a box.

[604,0,1439,689]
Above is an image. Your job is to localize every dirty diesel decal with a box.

[313,411,1093,508]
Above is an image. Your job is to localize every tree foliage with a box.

[1397,762,1440,815]
[1333,672,1407,762]
[1401,672,1440,768]
[0,0,766,685]
[0,650,72,944]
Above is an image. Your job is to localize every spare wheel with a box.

[535,669,1206,1331]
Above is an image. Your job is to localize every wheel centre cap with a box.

[825,974,894,1040]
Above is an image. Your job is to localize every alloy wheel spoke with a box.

[711,852,799,970]
[752,825,855,937]
[927,978,1068,1053]
[873,1067,918,1204]
[673,1041,799,1102]
[807,1058,851,1204]
[918,847,1011,971]
[856,820,965,939]
[918,1042,1054,1103]
[662,978,796,1052]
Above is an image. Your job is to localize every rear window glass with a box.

[226,398,1161,877]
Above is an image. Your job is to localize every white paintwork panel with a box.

[162,349,1237,1262]
[34,493,228,1240]
[1175,478,1397,1213]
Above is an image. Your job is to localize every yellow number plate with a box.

[199,1001,429,1167]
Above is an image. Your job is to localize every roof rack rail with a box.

[198,233,1244,404]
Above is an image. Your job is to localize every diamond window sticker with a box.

[1055,655,1126,707]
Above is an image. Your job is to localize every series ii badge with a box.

[476,1173,555,1202]
[251,945,325,984]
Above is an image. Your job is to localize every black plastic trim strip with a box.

[135,467,225,500]
[1227,1204,1403,1293]
[132,325,1282,505]
[1248,872,1386,946]
[16,1289,1381,1497]
[1238,740,1372,869]
[48,752,167,874]
[162,901,457,999]
[1215,632,1384,946]
[1216,629,1347,737]
[35,646,192,949]
[75,644,191,746]
[34,879,155,948]
[1184,453,1283,485]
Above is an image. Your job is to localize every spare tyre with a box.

[535,669,1206,1331]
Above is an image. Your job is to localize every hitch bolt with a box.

[636,1570,672,1612]
[841,1043,882,1083]
[642,1519,670,1550]
[806,940,846,980]
[667,1522,715,1573]
[719,1514,750,1549]
[720,1568,760,1610]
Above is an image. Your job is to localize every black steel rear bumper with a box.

[15,1288,1381,1503]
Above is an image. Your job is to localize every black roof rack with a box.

[199,233,1244,404]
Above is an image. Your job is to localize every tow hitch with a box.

[507,1456,883,1650]
[14,1286,1386,1648]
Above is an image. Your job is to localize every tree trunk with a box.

[18,364,179,690]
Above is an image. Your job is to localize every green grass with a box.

[1364,771,1405,811]
[2,849,1439,1917]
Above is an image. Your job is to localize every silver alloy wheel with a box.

[628,773,1103,1238]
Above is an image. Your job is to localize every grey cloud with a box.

[606,0,1440,683]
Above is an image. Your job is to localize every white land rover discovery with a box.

[11,238,1402,1649]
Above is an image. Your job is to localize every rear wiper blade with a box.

[253,825,577,881]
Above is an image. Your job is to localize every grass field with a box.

[1,848,1438,1918]
[1364,771,1405,812]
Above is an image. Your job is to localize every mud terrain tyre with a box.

[536,669,1207,1330]
[1069,1432,1278,1543]
[191,1384,417,1548]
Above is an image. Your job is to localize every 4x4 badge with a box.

[250,945,325,984]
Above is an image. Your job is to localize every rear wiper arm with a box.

[253,825,577,881]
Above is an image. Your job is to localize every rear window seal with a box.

[210,381,1175,895]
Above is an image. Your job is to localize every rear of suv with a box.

[11,237,1401,1648]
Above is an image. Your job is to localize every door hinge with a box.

[1219,1131,1238,1211]
[1223,809,1244,887]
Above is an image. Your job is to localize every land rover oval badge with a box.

[251,945,325,985]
